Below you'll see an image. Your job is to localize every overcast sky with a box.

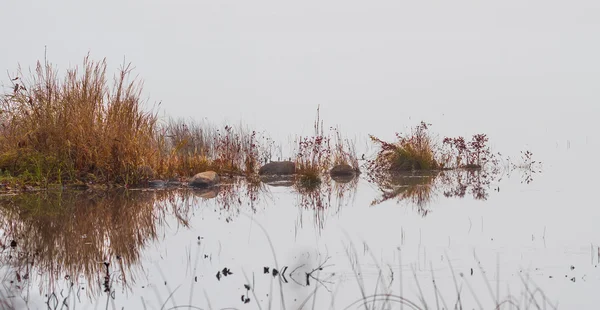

[2,0,599,155]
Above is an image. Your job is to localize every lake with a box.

[1,141,598,310]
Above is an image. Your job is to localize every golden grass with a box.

[294,107,332,185]
[0,56,275,186]
[368,122,439,175]
[331,126,360,170]
[1,55,159,185]
[0,57,364,188]
[157,120,265,178]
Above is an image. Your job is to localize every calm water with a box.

[1,145,599,310]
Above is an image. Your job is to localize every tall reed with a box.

[0,55,159,185]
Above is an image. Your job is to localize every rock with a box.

[166,179,184,187]
[189,171,220,188]
[330,164,358,177]
[258,161,296,176]
[148,180,166,188]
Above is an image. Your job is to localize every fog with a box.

[1,2,600,308]
[2,1,598,154]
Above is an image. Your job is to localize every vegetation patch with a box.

[1,55,159,186]
[368,121,498,178]
[293,107,331,188]
[1,55,536,193]
[0,56,276,188]
[368,121,439,177]
[440,133,495,169]
[159,120,271,178]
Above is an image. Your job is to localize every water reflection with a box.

[368,165,536,215]
[0,190,180,299]
[369,172,438,215]
[0,167,538,304]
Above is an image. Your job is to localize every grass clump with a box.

[158,120,269,178]
[293,107,360,190]
[331,126,360,172]
[294,107,332,188]
[368,122,498,178]
[0,55,159,186]
[368,121,439,175]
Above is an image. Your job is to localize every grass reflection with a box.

[0,189,176,296]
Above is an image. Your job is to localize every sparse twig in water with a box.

[239,212,286,310]
[411,264,428,310]
[429,262,448,310]
[342,232,368,310]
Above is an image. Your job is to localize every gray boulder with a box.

[258,161,296,176]
[330,164,358,177]
[189,171,220,188]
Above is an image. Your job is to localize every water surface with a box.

[1,148,599,309]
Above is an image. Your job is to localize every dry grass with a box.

[368,122,500,180]
[0,55,159,186]
[292,107,361,189]
[368,122,439,176]
[331,126,360,171]
[157,120,270,178]
[157,118,216,177]
[0,56,361,188]
[440,134,495,169]
[294,107,332,187]
[0,55,276,187]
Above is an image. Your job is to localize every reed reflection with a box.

[368,169,503,216]
[0,163,536,302]
[0,189,176,298]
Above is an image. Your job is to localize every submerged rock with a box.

[264,179,295,188]
[166,179,184,187]
[260,175,295,187]
[189,171,220,188]
[258,161,296,176]
[330,164,358,177]
[148,180,166,188]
